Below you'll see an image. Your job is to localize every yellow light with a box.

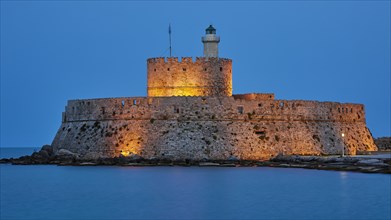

[120,150,130,156]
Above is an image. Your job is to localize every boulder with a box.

[57,149,78,156]
[56,149,79,161]
[40,145,53,156]
[357,159,388,166]
[357,159,382,165]
[37,150,50,159]
[83,152,101,160]
[128,153,143,161]
[227,155,239,161]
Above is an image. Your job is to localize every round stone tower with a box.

[147,25,232,97]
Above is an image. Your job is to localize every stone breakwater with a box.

[51,95,377,160]
[0,145,389,174]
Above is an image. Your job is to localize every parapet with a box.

[146,57,232,64]
[233,93,275,101]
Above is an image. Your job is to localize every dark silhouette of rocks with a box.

[1,145,390,174]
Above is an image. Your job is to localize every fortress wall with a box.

[147,57,232,97]
[52,96,376,159]
[64,96,365,122]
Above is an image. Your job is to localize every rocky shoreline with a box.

[1,145,390,174]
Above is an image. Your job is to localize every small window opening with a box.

[133,100,137,105]
[183,68,186,71]
[101,107,105,114]
[338,108,341,113]
[258,103,262,107]
[204,68,207,71]
[154,69,156,72]
[121,100,125,107]
[174,106,180,114]
[350,108,353,113]
[167,68,170,71]
[237,106,244,114]
[279,102,284,108]
[220,67,223,71]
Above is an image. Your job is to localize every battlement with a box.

[146,57,232,64]
[62,96,366,123]
[233,93,275,101]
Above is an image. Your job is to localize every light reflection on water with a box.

[1,148,390,220]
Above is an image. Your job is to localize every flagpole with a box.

[169,24,172,57]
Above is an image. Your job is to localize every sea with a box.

[1,148,390,220]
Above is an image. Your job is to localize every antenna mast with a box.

[169,24,172,57]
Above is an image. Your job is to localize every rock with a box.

[83,152,101,160]
[0,158,11,163]
[220,163,236,167]
[37,150,50,159]
[40,145,53,156]
[199,162,220,166]
[271,153,286,162]
[227,155,239,161]
[356,159,389,167]
[128,153,143,161]
[357,159,382,165]
[79,162,97,166]
[57,149,78,157]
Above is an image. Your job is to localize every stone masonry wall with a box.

[147,57,232,97]
[51,95,377,160]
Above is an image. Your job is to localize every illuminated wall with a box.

[51,96,377,159]
[147,57,232,97]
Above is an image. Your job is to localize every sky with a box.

[1,1,390,148]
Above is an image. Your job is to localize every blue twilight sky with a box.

[1,1,390,148]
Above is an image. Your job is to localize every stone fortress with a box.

[51,25,377,160]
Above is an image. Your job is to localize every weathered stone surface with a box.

[147,57,232,97]
[51,96,377,161]
[57,149,78,157]
[375,137,391,151]
[40,145,53,155]
[83,152,101,160]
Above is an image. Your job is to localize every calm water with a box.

[1,148,390,220]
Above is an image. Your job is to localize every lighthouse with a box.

[202,25,220,58]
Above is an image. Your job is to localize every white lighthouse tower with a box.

[202,25,220,58]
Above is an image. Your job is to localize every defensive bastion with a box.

[51,25,377,160]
